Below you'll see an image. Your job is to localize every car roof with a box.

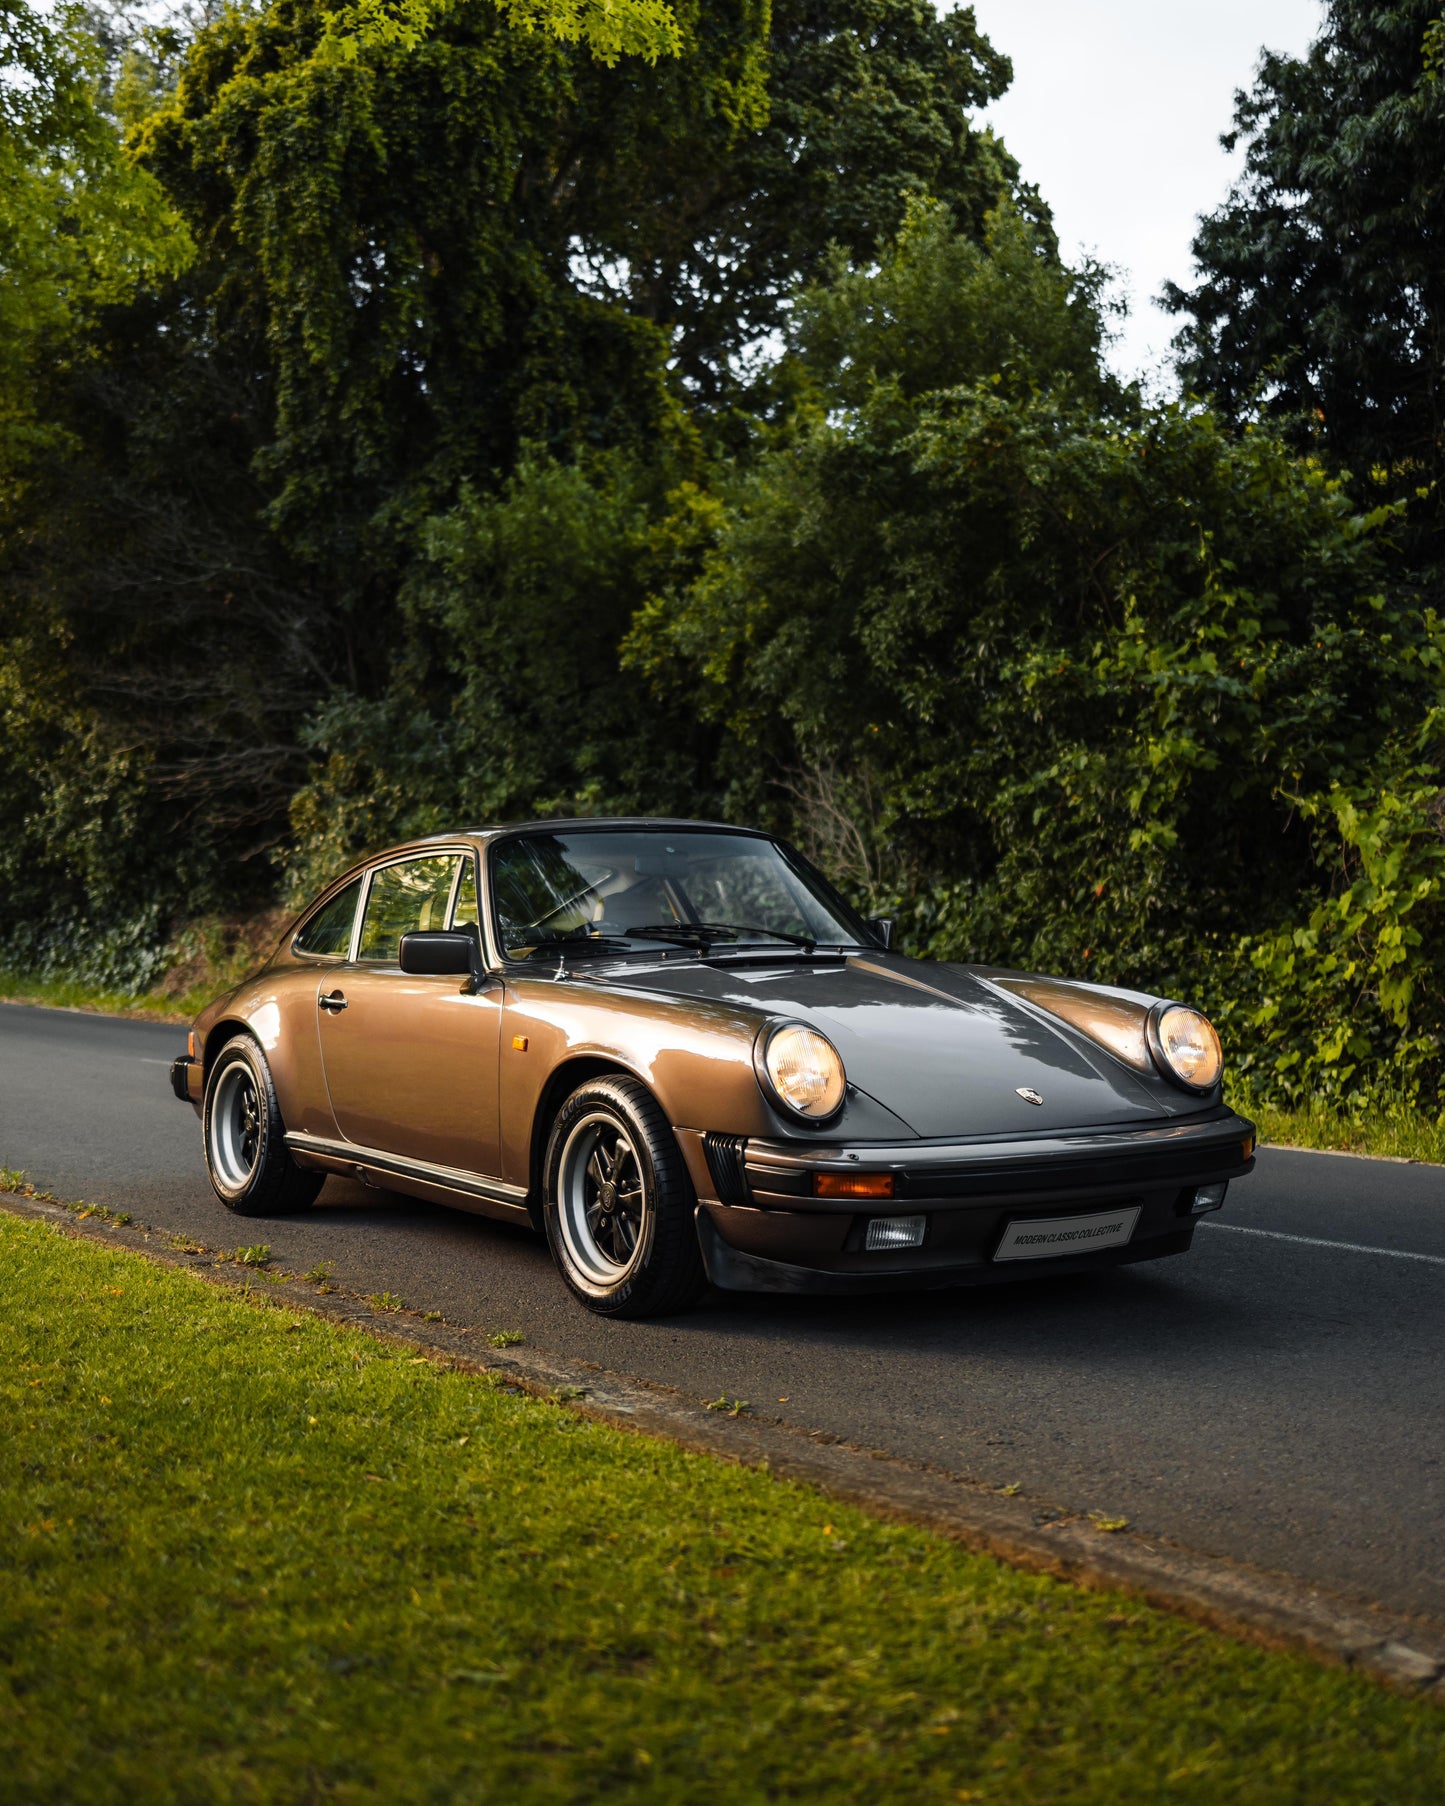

[424,817,772,844]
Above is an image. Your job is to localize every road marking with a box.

[1201,1221,1445,1267]
[1263,1141,1422,1165]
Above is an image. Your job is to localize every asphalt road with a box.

[4,1000,1443,1632]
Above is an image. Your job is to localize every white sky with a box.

[970,0,1325,387]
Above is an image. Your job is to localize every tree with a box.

[1166,2,1445,545]
[629,201,1445,1107]
[0,0,191,470]
[0,0,1031,945]
[129,0,1026,578]
[333,0,689,67]
[561,0,1028,415]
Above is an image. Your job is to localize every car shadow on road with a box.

[678,1260,1269,1369]
[302,1178,1340,1378]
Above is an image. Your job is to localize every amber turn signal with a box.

[813,1171,895,1200]
[1242,1136,1254,1160]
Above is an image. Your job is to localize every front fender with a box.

[496,975,913,1192]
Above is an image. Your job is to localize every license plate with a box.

[993,1206,1141,1262]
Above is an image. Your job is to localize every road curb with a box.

[5,1187,1443,1704]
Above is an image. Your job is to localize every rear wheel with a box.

[543,1075,706,1318]
[203,1036,322,1216]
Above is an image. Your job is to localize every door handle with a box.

[319,990,348,1013]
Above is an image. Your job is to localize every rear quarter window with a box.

[293,879,362,958]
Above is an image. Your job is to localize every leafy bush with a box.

[629,203,1445,1113]
[0,904,169,995]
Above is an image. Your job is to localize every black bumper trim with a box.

[702,1132,749,1208]
[740,1109,1256,1206]
[695,1207,1195,1296]
[169,1056,195,1102]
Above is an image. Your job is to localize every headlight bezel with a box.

[1145,1001,1224,1094]
[753,1020,848,1125]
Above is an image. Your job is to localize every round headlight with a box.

[759,1023,847,1121]
[1150,1004,1223,1092]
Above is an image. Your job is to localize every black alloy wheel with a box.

[543,1074,706,1318]
[202,1036,322,1216]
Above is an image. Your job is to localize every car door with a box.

[316,849,504,1177]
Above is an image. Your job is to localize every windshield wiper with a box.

[512,922,855,960]
[633,921,862,958]
[693,920,818,948]
[623,922,738,949]
[622,922,827,952]
[509,930,659,959]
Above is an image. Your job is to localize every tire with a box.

[203,1035,322,1217]
[543,1075,707,1318]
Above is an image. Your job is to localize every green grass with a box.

[0,1213,1440,1803]
[1242,1097,1445,1165]
[0,913,288,1025]
[0,965,198,1024]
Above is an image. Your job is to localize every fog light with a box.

[815,1171,895,1200]
[864,1214,926,1251]
[1190,1182,1228,1215]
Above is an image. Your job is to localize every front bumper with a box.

[169,1055,202,1106]
[687,1108,1255,1295]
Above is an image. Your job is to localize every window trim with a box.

[447,846,485,939]
[290,875,366,964]
[350,848,462,968]
[351,849,474,966]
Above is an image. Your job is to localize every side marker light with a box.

[814,1171,894,1200]
[512,1035,529,1052]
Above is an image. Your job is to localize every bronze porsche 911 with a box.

[170,820,1255,1317]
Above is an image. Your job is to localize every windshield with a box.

[490,828,872,959]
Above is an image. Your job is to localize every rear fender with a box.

[197,972,334,1139]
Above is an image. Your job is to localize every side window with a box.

[451,856,480,931]
[356,856,461,963]
[293,879,362,959]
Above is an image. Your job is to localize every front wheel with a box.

[203,1036,322,1216]
[543,1075,706,1318]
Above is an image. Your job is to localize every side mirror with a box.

[865,916,895,952]
[399,929,479,978]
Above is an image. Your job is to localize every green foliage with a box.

[328,0,689,67]
[628,201,1445,1112]
[5,0,1443,1123]
[794,195,1109,409]
[281,449,704,898]
[148,0,1020,894]
[1139,0,1445,1113]
[0,0,191,469]
[1167,2,1445,553]
[1218,750,1445,1109]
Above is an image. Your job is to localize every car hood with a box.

[598,952,1186,1138]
